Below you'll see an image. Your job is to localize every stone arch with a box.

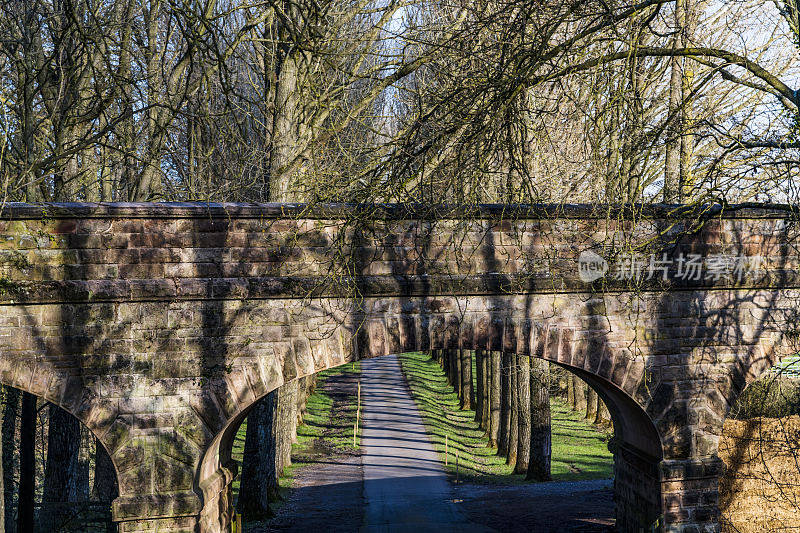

[196,305,666,533]
[0,306,136,531]
[564,364,663,531]
[195,401,251,533]
[0,354,113,448]
[0,351,216,532]
[727,338,797,416]
[0,378,121,530]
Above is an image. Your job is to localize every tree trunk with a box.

[17,393,35,533]
[556,372,567,400]
[460,350,473,410]
[76,425,91,502]
[664,0,687,202]
[288,380,300,444]
[307,375,317,397]
[299,374,317,425]
[238,393,276,519]
[297,376,312,426]
[488,351,501,447]
[506,352,519,467]
[480,351,490,431]
[567,374,575,409]
[515,355,531,474]
[498,351,512,456]
[585,387,599,421]
[474,350,485,424]
[268,42,301,201]
[275,381,297,475]
[3,387,18,533]
[92,440,118,501]
[42,404,82,530]
[296,376,307,425]
[449,349,461,397]
[572,375,587,414]
[93,441,118,533]
[595,398,612,427]
[527,359,552,481]
[444,349,453,389]
[679,0,697,201]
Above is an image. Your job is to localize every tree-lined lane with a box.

[360,355,493,533]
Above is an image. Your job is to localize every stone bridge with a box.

[0,202,797,533]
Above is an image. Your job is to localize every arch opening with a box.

[199,347,664,533]
[0,384,120,533]
[561,363,663,532]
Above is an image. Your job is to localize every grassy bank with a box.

[230,362,362,505]
[397,351,613,483]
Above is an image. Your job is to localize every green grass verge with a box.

[397,352,613,483]
[293,362,363,457]
[231,362,362,506]
[550,399,614,480]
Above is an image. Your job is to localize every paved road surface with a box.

[454,479,615,532]
[256,355,614,532]
[360,355,493,533]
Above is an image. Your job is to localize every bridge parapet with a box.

[0,203,797,304]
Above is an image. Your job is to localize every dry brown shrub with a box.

[720,416,800,532]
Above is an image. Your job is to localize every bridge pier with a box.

[613,448,722,533]
[660,457,723,533]
[98,390,230,533]
[113,492,202,533]
[110,461,238,532]
[196,462,238,533]
[613,443,663,532]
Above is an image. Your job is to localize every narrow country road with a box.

[258,355,614,532]
[359,355,493,533]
